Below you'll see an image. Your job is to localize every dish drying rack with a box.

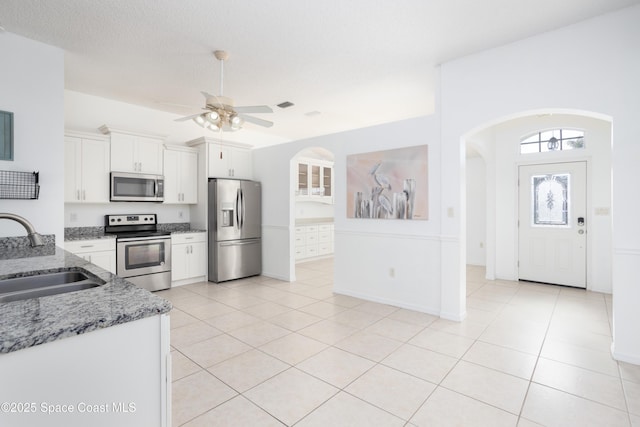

[0,170,40,199]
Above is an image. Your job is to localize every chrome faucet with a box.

[0,213,45,246]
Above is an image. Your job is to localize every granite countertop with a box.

[64,223,205,241]
[0,242,172,354]
[169,229,206,235]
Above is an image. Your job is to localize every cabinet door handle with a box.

[76,190,80,200]
[82,190,86,200]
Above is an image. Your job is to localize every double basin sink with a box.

[0,269,105,303]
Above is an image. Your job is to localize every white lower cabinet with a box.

[0,315,170,427]
[65,238,116,274]
[295,223,334,262]
[171,232,207,286]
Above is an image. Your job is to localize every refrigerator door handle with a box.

[240,188,245,229]
[220,239,260,247]
[235,188,241,231]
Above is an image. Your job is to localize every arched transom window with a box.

[520,129,585,154]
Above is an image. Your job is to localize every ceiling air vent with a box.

[277,101,294,109]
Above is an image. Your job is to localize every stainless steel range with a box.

[105,214,171,292]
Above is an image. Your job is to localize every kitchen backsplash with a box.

[64,222,192,240]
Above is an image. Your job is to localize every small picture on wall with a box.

[346,145,428,220]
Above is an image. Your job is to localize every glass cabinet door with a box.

[322,166,332,197]
[311,165,321,195]
[298,163,308,195]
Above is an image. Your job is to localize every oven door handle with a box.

[117,236,170,243]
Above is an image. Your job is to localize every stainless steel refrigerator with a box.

[208,178,262,282]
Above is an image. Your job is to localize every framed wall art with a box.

[346,145,428,220]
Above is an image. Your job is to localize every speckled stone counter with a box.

[64,226,114,241]
[169,228,206,234]
[0,235,56,260]
[64,223,203,241]
[0,240,172,354]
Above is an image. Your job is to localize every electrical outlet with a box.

[479,242,484,248]
[389,267,395,278]
[69,213,77,222]
[178,210,184,219]
[447,207,454,218]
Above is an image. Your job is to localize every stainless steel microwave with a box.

[110,172,164,202]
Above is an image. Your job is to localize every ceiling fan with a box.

[175,50,273,131]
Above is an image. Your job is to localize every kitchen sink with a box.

[0,270,106,303]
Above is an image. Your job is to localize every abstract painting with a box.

[346,145,428,220]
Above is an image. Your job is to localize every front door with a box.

[518,161,587,288]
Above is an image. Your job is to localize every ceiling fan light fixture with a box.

[176,50,273,132]
[208,111,220,123]
[230,114,243,130]
[194,115,205,126]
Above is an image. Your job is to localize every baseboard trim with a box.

[261,271,291,282]
[333,287,441,317]
[440,310,467,322]
[611,343,640,365]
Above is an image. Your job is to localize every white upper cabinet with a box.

[100,126,164,174]
[186,137,252,180]
[296,157,334,204]
[208,144,252,179]
[64,132,110,204]
[163,145,198,204]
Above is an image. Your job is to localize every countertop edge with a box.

[0,246,172,354]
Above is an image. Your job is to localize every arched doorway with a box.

[289,147,336,282]
[463,111,613,292]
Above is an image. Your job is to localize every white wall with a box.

[0,34,64,242]
[465,156,486,266]
[254,116,446,316]
[440,5,640,363]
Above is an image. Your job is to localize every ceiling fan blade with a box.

[174,113,202,122]
[240,114,274,128]
[235,105,273,114]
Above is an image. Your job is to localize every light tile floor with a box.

[159,260,640,426]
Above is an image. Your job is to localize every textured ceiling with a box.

[2,0,638,146]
